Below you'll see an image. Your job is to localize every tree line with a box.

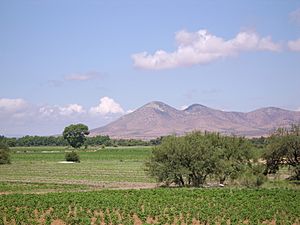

[0,135,153,147]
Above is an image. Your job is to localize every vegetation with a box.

[0,140,10,164]
[63,123,90,149]
[1,127,299,224]
[264,125,300,180]
[0,146,153,193]
[1,188,299,224]
[146,132,264,187]
[0,135,68,147]
[0,135,152,147]
[65,151,80,162]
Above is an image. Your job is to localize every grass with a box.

[0,146,154,193]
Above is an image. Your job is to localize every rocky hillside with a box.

[90,101,300,139]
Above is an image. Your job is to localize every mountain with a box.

[90,101,300,139]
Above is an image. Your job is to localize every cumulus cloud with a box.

[0,97,126,136]
[59,104,86,116]
[65,71,102,81]
[132,29,281,70]
[288,38,300,51]
[39,104,86,117]
[90,97,124,115]
[290,8,300,25]
[0,98,28,114]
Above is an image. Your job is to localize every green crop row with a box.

[1,188,299,224]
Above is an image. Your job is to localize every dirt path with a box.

[0,180,158,195]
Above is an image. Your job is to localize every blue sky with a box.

[1,0,300,136]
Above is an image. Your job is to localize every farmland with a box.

[1,188,300,224]
[0,146,300,224]
[0,146,154,193]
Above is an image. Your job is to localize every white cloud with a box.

[90,97,125,115]
[290,8,300,25]
[288,38,300,51]
[39,104,86,117]
[59,104,86,116]
[132,29,281,70]
[0,98,28,114]
[65,72,102,81]
[0,97,127,136]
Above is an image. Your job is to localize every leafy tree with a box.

[148,132,239,186]
[264,125,300,180]
[0,140,10,164]
[146,131,259,187]
[214,136,253,184]
[63,124,89,149]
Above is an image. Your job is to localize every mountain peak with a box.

[184,104,209,113]
[143,101,172,112]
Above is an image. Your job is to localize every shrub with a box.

[239,164,267,187]
[65,151,80,163]
[0,141,11,164]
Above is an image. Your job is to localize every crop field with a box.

[0,146,155,193]
[1,188,300,225]
[1,146,300,224]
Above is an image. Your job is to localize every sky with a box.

[1,0,300,136]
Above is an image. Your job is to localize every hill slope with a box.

[90,101,300,139]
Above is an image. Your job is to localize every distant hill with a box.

[90,101,300,139]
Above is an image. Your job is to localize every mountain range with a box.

[90,101,300,139]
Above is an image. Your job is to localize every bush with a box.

[0,141,11,164]
[65,151,80,163]
[239,164,267,187]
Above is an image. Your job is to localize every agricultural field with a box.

[0,146,155,193]
[1,146,300,224]
[1,188,300,225]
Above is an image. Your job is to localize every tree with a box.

[264,125,300,180]
[145,131,256,187]
[63,124,89,149]
[0,140,11,164]
[214,136,253,185]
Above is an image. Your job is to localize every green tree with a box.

[63,124,89,149]
[264,125,300,180]
[0,140,10,164]
[146,131,258,187]
[214,136,252,185]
